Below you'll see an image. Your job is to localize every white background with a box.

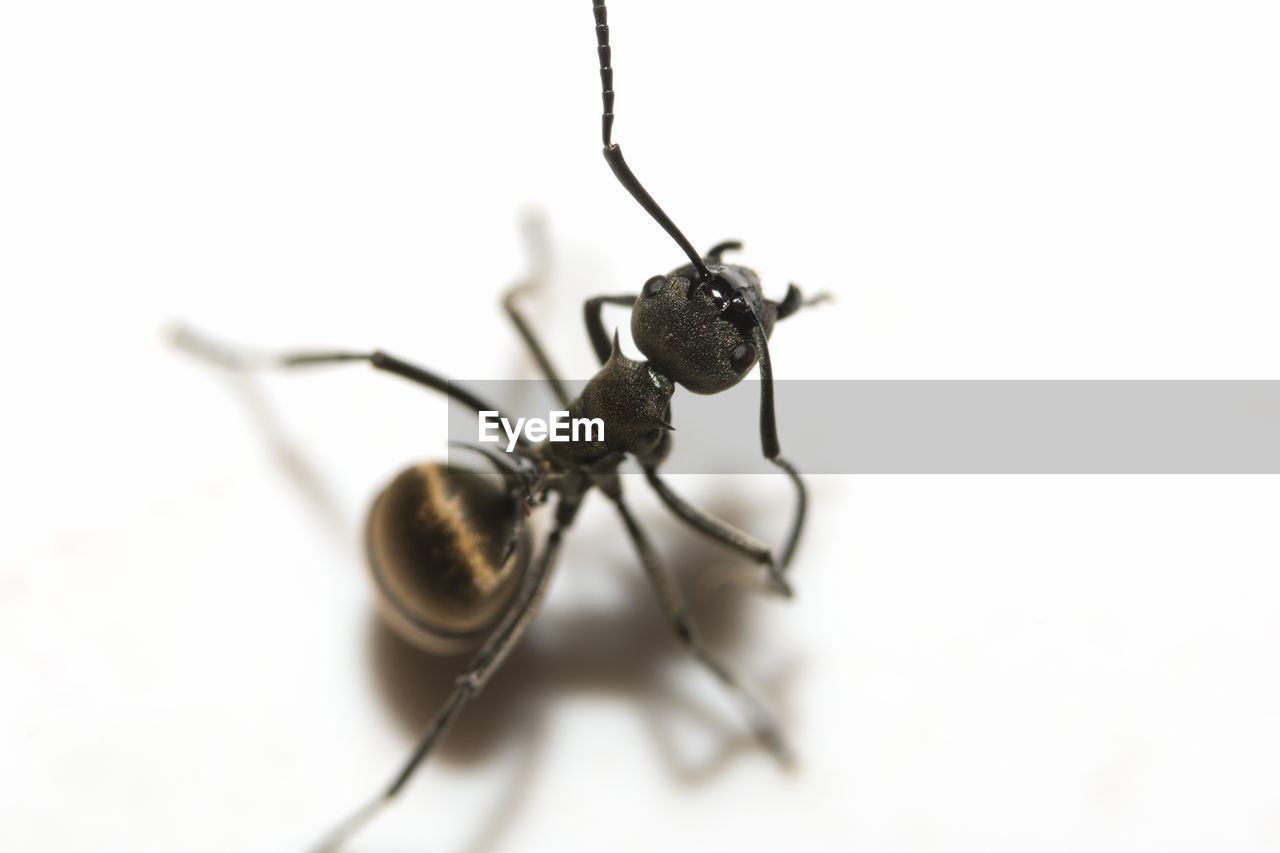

[3,1,1279,851]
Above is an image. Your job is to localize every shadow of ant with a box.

[363,484,801,853]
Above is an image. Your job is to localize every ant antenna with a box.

[593,0,710,281]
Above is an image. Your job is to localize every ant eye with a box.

[642,276,666,298]
[730,342,756,373]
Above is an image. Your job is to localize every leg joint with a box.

[455,672,483,695]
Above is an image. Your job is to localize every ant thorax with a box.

[541,337,675,468]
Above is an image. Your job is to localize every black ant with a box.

[175,1,827,849]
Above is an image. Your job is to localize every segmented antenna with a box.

[592,0,710,280]
[594,0,615,148]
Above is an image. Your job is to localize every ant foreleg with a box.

[307,514,572,853]
[607,489,791,764]
[642,466,792,598]
[750,324,808,574]
[772,283,832,322]
[504,286,570,407]
[501,213,572,407]
[583,293,636,365]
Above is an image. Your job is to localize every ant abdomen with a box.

[365,463,532,654]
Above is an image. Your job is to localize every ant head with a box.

[631,252,777,395]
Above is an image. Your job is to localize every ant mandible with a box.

[175,1,827,849]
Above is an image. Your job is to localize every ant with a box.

[175,1,827,849]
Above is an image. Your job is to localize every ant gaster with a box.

[175,2,827,849]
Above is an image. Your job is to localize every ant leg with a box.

[755,283,827,571]
[766,455,805,574]
[750,324,807,574]
[748,284,826,573]
[642,466,792,598]
[307,516,572,853]
[772,284,832,322]
[608,491,791,764]
[171,325,529,449]
[504,288,570,407]
[583,294,635,365]
[501,213,572,407]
